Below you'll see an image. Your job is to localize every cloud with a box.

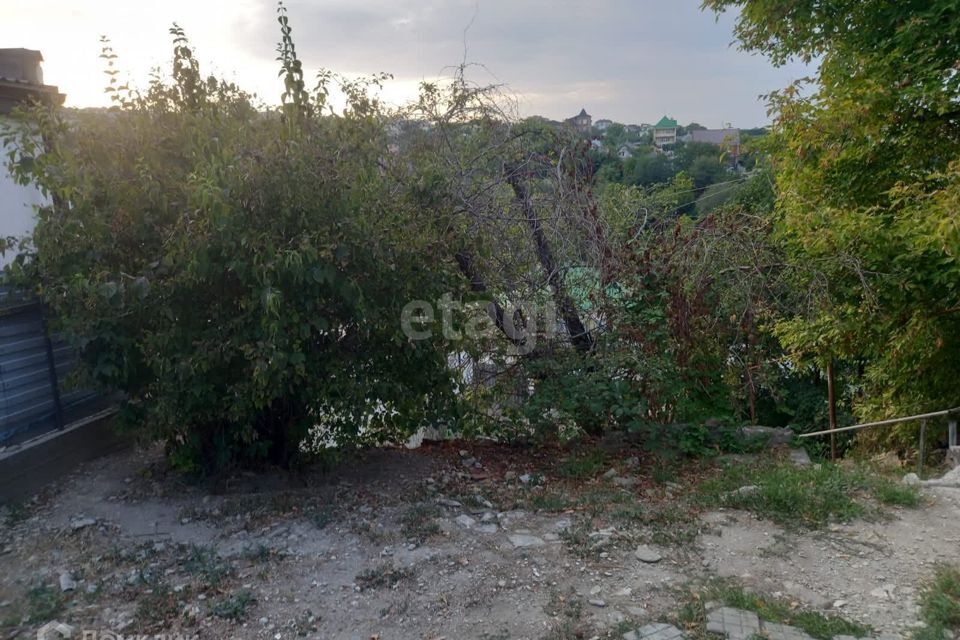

[3,0,811,126]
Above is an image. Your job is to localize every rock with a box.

[504,471,517,482]
[508,534,545,548]
[634,545,662,563]
[476,523,498,534]
[588,598,606,608]
[59,572,77,592]
[739,425,795,447]
[626,622,685,640]
[626,605,649,617]
[437,498,462,508]
[612,476,639,488]
[724,485,759,500]
[603,468,619,479]
[832,599,848,609]
[763,621,815,640]
[69,516,97,531]
[902,473,921,486]
[519,474,532,484]
[788,448,812,466]
[613,587,633,597]
[455,514,476,528]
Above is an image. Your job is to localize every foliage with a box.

[917,565,960,640]
[3,20,459,472]
[704,0,960,444]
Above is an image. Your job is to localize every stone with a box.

[634,545,662,563]
[588,598,606,608]
[455,514,476,528]
[724,485,759,500]
[762,621,815,640]
[437,498,462,508]
[625,622,685,640]
[69,516,97,531]
[59,572,77,592]
[902,473,921,486]
[832,636,860,640]
[504,471,517,481]
[508,534,545,548]
[626,605,649,617]
[519,474,532,484]
[612,476,639,488]
[788,448,812,466]
[706,607,761,640]
[476,523,498,534]
[738,425,795,446]
[603,468,620,479]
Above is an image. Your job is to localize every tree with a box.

[703,0,960,442]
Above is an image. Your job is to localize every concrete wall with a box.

[0,116,45,267]
[0,409,127,505]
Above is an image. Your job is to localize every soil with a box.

[1,442,958,640]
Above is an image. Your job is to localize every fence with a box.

[0,287,106,447]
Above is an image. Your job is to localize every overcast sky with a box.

[4,0,811,127]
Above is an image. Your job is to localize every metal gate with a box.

[0,287,105,447]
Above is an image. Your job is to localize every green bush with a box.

[4,24,459,472]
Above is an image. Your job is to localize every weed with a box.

[213,590,256,621]
[355,563,413,591]
[134,585,183,630]
[307,506,335,529]
[401,504,442,542]
[915,565,960,640]
[557,450,608,479]
[182,545,233,588]
[241,544,272,563]
[24,584,65,624]
[530,491,573,513]
[678,580,870,640]
[542,589,591,640]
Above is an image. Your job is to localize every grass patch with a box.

[677,580,870,640]
[695,461,919,528]
[557,450,608,479]
[915,565,960,640]
[355,563,413,591]
[400,503,442,542]
[213,590,256,621]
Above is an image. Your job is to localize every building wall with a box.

[0,117,44,267]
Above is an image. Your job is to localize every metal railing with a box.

[799,407,960,476]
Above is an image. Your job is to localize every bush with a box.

[5,25,459,472]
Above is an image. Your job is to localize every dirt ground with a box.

[1,441,958,640]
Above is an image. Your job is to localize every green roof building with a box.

[652,115,678,147]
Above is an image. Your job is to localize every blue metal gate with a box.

[0,287,105,446]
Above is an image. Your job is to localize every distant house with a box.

[617,145,633,159]
[652,116,678,148]
[593,118,613,132]
[565,108,592,134]
[691,127,741,163]
[0,49,64,267]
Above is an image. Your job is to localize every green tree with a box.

[703,0,960,441]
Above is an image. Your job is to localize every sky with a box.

[3,0,811,127]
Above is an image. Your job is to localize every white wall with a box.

[0,115,45,267]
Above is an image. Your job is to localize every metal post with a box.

[827,361,838,460]
[950,420,957,448]
[39,305,64,431]
[918,418,927,478]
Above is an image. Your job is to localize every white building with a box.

[0,49,64,267]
